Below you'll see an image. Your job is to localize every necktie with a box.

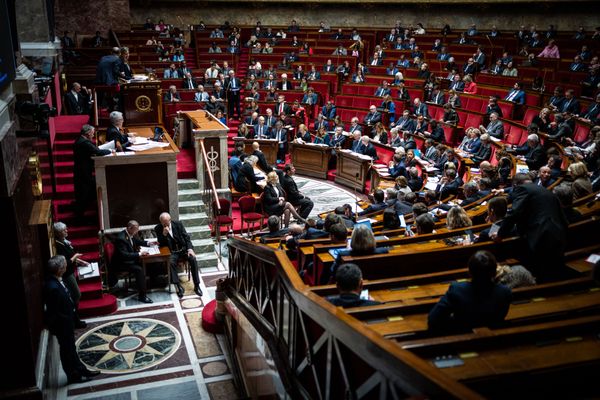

[232,79,236,89]
[280,104,284,114]
[563,100,571,112]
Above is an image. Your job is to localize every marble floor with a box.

[57,175,358,400]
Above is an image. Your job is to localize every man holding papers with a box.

[73,124,111,220]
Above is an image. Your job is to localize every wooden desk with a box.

[289,142,332,179]
[141,246,172,293]
[94,126,179,229]
[335,150,372,192]
[233,138,279,166]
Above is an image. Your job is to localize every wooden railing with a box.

[224,237,482,399]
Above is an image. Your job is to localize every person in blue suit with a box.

[504,82,526,105]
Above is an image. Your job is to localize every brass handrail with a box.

[198,138,221,211]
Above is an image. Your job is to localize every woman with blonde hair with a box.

[447,206,472,230]
[372,122,389,144]
[262,171,306,227]
[532,107,551,133]
[568,162,592,200]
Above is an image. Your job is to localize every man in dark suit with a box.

[359,189,387,215]
[182,72,197,90]
[559,89,581,115]
[73,125,111,219]
[271,121,288,162]
[356,136,378,159]
[155,212,202,298]
[412,98,430,119]
[95,47,121,85]
[504,82,526,104]
[225,70,241,118]
[436,168,461,199]
[323,60,336,73]
[321,101,337,120]
[111,220,152,303]
[460,181,484,207]
[363,105,382,126]
[253,116,271,139]
[281,164,314,219]
[326,263,381,308]
[275,95,291,116]
[44,256,101,384]
[514,133,547,171]
[277,73,293,91]
[252,141,272,172]
[428,251,512,333]
[532,166,556,188]
[65,82,91,116]
[163,85,181,103]
[407,167,424,192]
[498,174,568,281]
[330,126,346,148]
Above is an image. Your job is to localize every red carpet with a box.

[177,147,196,179]
[44,115,117,317]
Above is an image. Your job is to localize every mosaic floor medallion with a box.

[76,318,181,373]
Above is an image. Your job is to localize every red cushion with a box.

[215,215,233,224]
[242,212,262,221]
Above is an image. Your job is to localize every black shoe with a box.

[176,284,184,298]
[138,295,153,304]
[81,369,101,378]
[194,286,203,297]
[67,375,90,384]
[74,320,88,329]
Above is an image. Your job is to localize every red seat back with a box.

[104,242,115,265]
[238,195,256,214]
[464,113,482,129]
[573,124,590,144]
[213,198,231,216]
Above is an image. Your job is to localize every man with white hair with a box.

[350,130,362,152]
[44,255,101,383]
[363,105,382,125]
[348,117,362,134]
[194,84,209,102]
[163,85,181,102]
[253,116,270,139]
[155,213,202,298]
[356,135,378,159]
[278,73,292,90]
[182,72,196,90]
[225,70,241,118]
[514,133,547,170]
[480,112,504,139]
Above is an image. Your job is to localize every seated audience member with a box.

[164,85,181,102]
[53,222,88,328]
[504,82,526,104]
[263,171,306,227]
[514,133,547,171]
[389,154,407,179]
[281,164,314,219]
[334,206,355,228]
[194,85,209,102]
[461,181,483,206]
[533,165,556,188]
[234,155,264,193]
[363,105,382,126]
[326,263,381,308]
[155,212,202,298]
[428,250,512,332]
[436,168,461,198]
[446,206,473,231]
[325,225,389,284]
[481,112,504,139]
[355,136,378,159]
[359,189,387,215]
[537,39,560,58]
[546,113,573,141]
[471,134,493,165]
[498,173,568,281]
[413,213,435,235]
[553,184,584,224]
[252,141,272,173]
[383,207,401,230]
[259,216,289,243]
[44,256,101,384]
[106,111,133,151]
[110,220,152,303]
[568,162,593,200]
[407,167,424,192]
[495,264,536,289]
[476,196,509,242]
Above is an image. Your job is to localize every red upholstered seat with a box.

[239,195,263,234]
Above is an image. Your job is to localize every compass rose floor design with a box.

[76,319,181,373]
[52,175,360,400]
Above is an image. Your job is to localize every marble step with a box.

[178,189,205,202]
[196,251,219,268]
[179,200,207,215]
[192,238,215,254]
[177,179,199,191]
[179,212,209,226]
[186,225,212,240]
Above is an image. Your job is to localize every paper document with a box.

[140,246,160,255]
[78,262,98,277]
[99,141,115,150]
[131,137,149,145]
[586,254,600,264]
[129,142,170,151]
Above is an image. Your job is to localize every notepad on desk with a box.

[139,246,160,255]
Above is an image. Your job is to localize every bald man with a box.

[154,213,202,298]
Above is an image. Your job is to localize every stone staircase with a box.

[178,179,219,269]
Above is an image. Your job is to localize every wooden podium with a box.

[335,150,372,192]
[289,142,331,179]
[178,110,230,196]
[122,81,163,126]
[94,126,179,229]
[233,138,279,166]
